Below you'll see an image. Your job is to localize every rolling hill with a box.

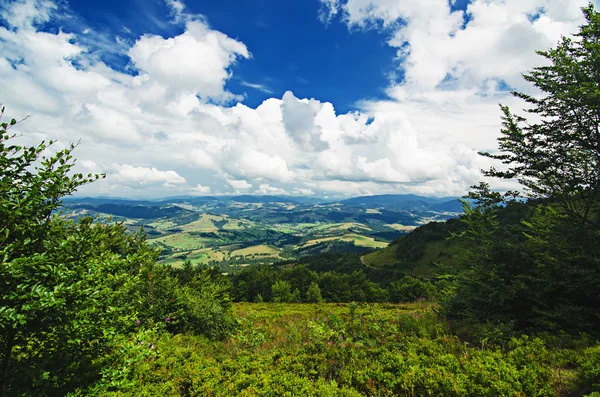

[361,217,466,278]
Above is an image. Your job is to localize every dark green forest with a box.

[2,4,600,397]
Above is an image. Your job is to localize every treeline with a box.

[230,264,435,304]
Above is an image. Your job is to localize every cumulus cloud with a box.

[226,178,253,190]
[292,187,316,196]
[327,0,594,93]
[256,184,287,195]
[190,184,211,194]
[0,0,590,198]
[79,160,102,173]
[0,0,56,29]
[111,164,186,186]
[225,149,296,183]
[129,19,249,102]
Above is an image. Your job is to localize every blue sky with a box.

[63,0,403,112]
[0,0,593,198]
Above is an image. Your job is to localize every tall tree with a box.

[481,4,600,229]
[0,109,158,396]
[446,5,600,336]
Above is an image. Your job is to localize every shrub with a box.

[306,281,324,303]
[389,276,436,302]
[579,344,600,395]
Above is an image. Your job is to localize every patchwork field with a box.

[64,196,459,269]
[178,214,223,232]
[300,233,389,249]
[231,244,282,258]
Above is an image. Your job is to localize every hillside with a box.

[361,200,537,278]
[361,217,465,278]
[61,194,461,271]
[339,194,461,211]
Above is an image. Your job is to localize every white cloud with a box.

[330,0,594,93]
[225,149,296,183]
[256,184,287,195]
[111,164,186,186]
[240,81,273,94]
[129,19,249,102]
[292,187,315,196]
[226,178,252,190]
[165,0,186,22]
[79,160,102,173]
[190,184,211,194]
[318,0,341,25]
[0,0,591,199]
[0,0,56,29]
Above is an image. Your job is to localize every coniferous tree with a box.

[481,5,600,229]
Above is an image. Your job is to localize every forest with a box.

[1,4,600,397]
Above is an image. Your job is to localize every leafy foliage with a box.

[480,5,600,229]
[0,110,235,396]
[306,281,324,303]
[443,5,600,338]
[443,184,600,335]
[69,303,572,397]
[579,344,600,395]
[389,276,436,303]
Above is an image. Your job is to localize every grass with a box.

[220,218,254,230]
[232,301,429,324]
[149,233,213,251]
[178,214,223,232]
[231,244,282,258]
[362,244,398,266]
[81,302,588,396]
[362,235,464,278]
[325,222,372,232]
[387,223,417,232]
[147,220,177,231]
[161,248,228,267]
[301,233,388,249]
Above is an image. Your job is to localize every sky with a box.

[0,0,595,198]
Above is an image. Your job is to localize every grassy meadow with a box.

[75,302,598,396]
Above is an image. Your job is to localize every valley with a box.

[62,194,461,272]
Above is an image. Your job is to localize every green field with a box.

[231,244,282,258]
[149,233,213,251]
[80,302,595,396]
[70,199,443,267]
[160,248,227,267]
[178,214,221,232]
[147,220,177,231]
[301,233,388,249]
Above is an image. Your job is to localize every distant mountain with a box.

[70,203,193,219]
[338,194,461,212]
[428,199,464,213]
[66,195,327,206]
[228,195,299,204]
[67,194,461,209]
[158,196,220,205]
[63,197,162,206]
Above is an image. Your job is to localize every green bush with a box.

[306,281,324,303]
[0,115,237,396]
[73,303,564,396]
[579,344,600,395]
[389,276,436,302]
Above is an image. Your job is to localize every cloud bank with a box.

[0,0,593,198]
